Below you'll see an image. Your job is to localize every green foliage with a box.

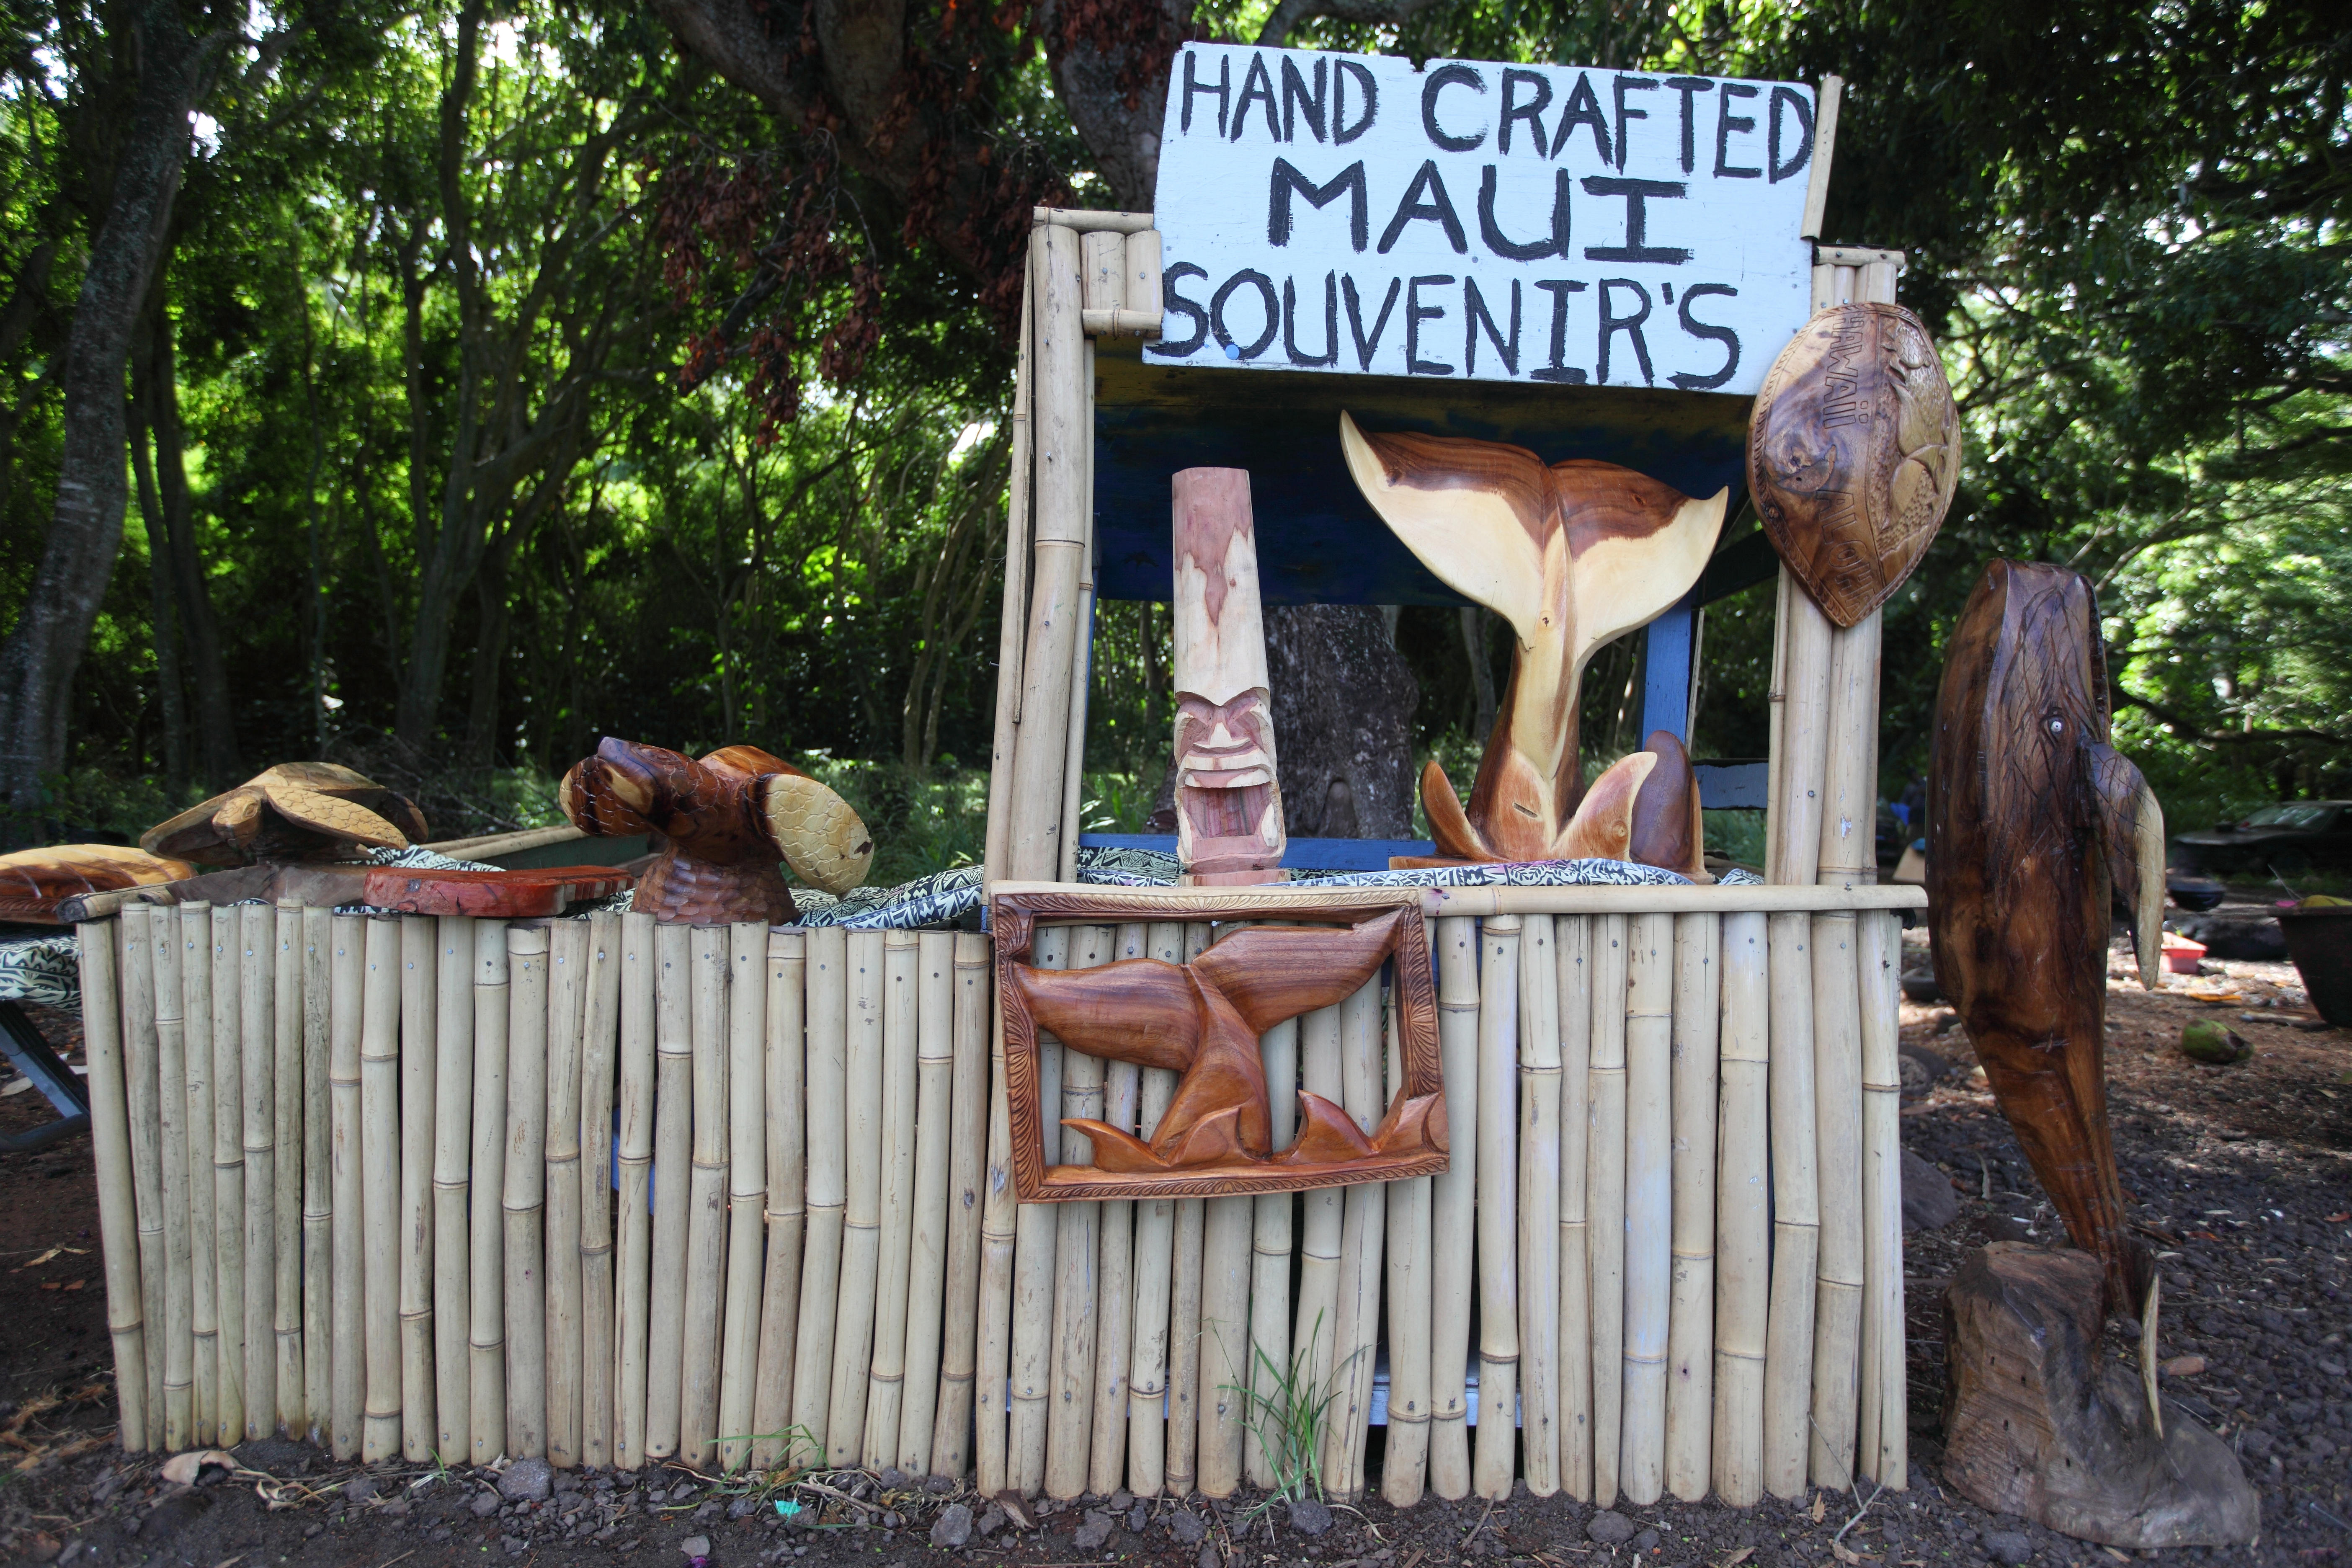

[1221,1314,1351,1509]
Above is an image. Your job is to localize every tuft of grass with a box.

[1220,1314,1353,1510]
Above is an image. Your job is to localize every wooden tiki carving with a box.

[140,762,430,866]
[1928,561,2166,1318]
[1751,302,1959,627]
[1338,413,1725,868]
[991,887,1447,1200]
[1171,467,1285,884]
[560,738,873,925]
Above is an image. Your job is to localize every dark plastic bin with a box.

[2277,904,2352,1026]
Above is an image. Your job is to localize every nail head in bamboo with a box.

[1322,976,1387,1500]
[614,912,657,1468]
[720,922,771,1474]
[1586,914,1629,1507]
[504,923,552,1461]
[579,912,622,1468]
[272,903,305,1436]
[152,908,196,1452]
[544,921,589,1467]
[118,910,166,1447]
[1857,910,1907,1488]
[932,931,993,1480]
[900,931,959,1478]
[211,904,246,1447]
[1712,913,1771,1505]
[1555,913,1594,1504]
[1620,913,1676,1505]
[300,904,333,1443]
[239,904,277,1439]
[1473,915,1522,1501]
[1515,914,1562,1498]
[1761,911,1820,1498]
[678,926,732,1468]
[792,926,848,1467]
[826,929,887,1470]
[183,904,219,1448]
[1666,912,1722,1501]
[864,931,922,1471]
[327,914,364,1458]
[753,928,808,1471]
[645,923,693,1460]
[470,919,512,1466]
[433,914,476,1464]
[359,917,402,1461]
[77,921,150,1450]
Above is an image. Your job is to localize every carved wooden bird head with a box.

[139,762,429,867]
[558,738,874,896]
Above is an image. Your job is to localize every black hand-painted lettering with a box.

[1478,165,1570,260]
[1406,274,1455,375]
[1597,278,1655,385]
[1269,159,1369,251]
[1465,277,1522,375]
[1153,263,1211,356]
[1378,161,1469,255]
[1550,73,1612,164]
[1334,60,1378,143]
[1714,83,1761,178]
[1421,63,1488,152]
[1669,283,1740,390]
[1342,275,1402,370]
[1612,75,1658,171]
[1769,86,1813,182]
[1499,68,1553,155]
[1580,177,1692,264]
[1212,270,1280,359]
[1181,49,1230,138]
[1664,77,1711,175]
[1282,55,1328,143]
[1284,273,1341,367]
[1532,279,1590,383]
[1233,53,1281,141]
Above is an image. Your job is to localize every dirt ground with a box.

[1,903,2346,1568]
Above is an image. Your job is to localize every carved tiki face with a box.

[1172,689,1282,874]
[1171,467,1286,880]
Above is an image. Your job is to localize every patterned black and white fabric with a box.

[0,932,80,1008]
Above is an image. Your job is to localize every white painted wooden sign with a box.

[1147,43,1818,395]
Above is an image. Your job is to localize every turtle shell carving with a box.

[1749,302,1960,627]
[139,762,430,867]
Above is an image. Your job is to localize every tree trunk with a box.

[460,557,513,767]
[1460,607,1498,742]
[1263,605,1420,841]
[0,3,220,841]
[128,386,189,799]
[143,294,240,785]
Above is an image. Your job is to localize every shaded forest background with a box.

[2,0,2347,878]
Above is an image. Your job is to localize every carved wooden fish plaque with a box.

[1749,302,1960,627]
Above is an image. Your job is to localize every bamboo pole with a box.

[544,920,589,1467]
[1243,1009,1297,1493]
[1197,919,1253,1501]
[791,926,848,1467]
[981,247,1036,889]
[503,923,552,1461]
[1473,915,1522,1500]
[359,917,400,1462]
[1516,914,1562,1498]
[645,922,693,1461]
[1712,913,1772,1505]
[326,914,363,1459]
[1762,911,1820,1497]
[1007,924,1070,1494]
[1047,925,1110,1498]
[211,904,246,1446]
[1168,923,1211,1497]
[1124,925,1182,1496]
[432,915,475,1463]
[1857,910,1907,1489]
[299,905,332,1443]
[240,903,277,1439]
[614,913,656,1469]
[1322,975,1387,1499]
[1426,914,1479,1500]
[1666,912,1722,1501]
[753,929,807,1471]
[272,902,304,1436]
[183,905,219,1446]
[1620,913,1675,1505]
[679,926,732,1469]
[151,908,195,1451]
[901,931,958,1477]
[1556,914,1594,1503]
[1381,1124,1433,1504]
[119,910,165,1446]
[932,931,993,1480]
[1587,914,1629,1506]
[579,913,621,1468]
[395,916,437,1460]
[720,922,770,1473]
[1055,346,1097,886]
[1809,909,1865,1489]
[1292,998,1344,1437]
[470,920,511,1465]
[975,969,1018,1496]
[77,922,149,1449]
[864,930,921,1469]
[826,929,887,1469]
[1088,926,1145,1496]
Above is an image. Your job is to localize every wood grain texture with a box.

[1750,302,1958,627]
[142,762,428,867]
[1928,561,2164,1318]
[0,843,193,923]
[1171,467,1285,882]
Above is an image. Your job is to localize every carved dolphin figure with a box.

[1929,561,2166,1318]
[1339,413,1726,867]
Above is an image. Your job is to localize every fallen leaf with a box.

[2326,1213,2349,1224]
[1830,1544,1865,1566]
[161,1448,239,1485]
[62,1279,84,1291]
[39,1281,58,1291]
[2104,1549,2133,1562]
[1715,1550,1755,1568]
[22,1246,61,1267]
[1811,1494,1827,1523]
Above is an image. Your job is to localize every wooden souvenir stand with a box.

[69,60,1925,1513]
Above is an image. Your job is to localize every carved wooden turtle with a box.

[139,762,430,867]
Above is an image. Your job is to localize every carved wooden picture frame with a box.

[992,886,1449,1201]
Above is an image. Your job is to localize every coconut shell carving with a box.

[0,843,197,924]
[1750,301,1960,627]
[139,762,430,866]
[559,738,873,925]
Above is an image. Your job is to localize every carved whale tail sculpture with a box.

[1929,560,2166,1319]
[1340,412,1725,872]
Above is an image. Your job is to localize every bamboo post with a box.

[1197,1190,1253,1498]
[931,931,993,1479]
[826,929,887,1468]
[299,905,332,1442]
[1516,914,1562,1497]
[211,904,246,1446]
[1857,910,1907,1488]
[1381,1099,1434,1504]
[118,910,165,1446]
[544,920,588,1467]
[359,917,400,1462]
[579,913,622,1468]
[1292,1000,1344,1433]
[1809,909,1865,1488]
[431,915,475,1463]
[679,926,732,1468]
[981,248,1036,889]
[1167,921,1211,1498]
[1087,928,1143,1496]
[1666,911,1722,1501]
[504,923,552,1460]
[1713,913,1772,1505]
[1473,915,1522,1500]
[182,903,219,1446]
[395,916,437,1460]
[1556,913,1594,1503]
[864,930,921,1469]
[753,929,808,1471]
[272,903,304,1435]
[1244,1010,1297,1493]
[720,922,770,1473]
[1055,341,1096,886]
[791,926,848,1467]
[1047,926,1110,1498]
[469,920,511,1465]
[976,971,1018,1496]
[240,904,276,1439]
[1428,913,1479,1500]
[1007,924,1070,1494]
[151,908,195,1451]
[1762,911,1820,1497]
[326,915,363,1459]
[645,923,693,1460]
[901,931,959,1477]
[614,913,656,1469]
[1621,912,1675,1505]
[1124,925,1183,1496]
[78,921,149,1449]
[1322,976,1387,1499]
[1587,913,1630,1506]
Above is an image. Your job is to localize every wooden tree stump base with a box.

[1942,1243,2259,1548]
